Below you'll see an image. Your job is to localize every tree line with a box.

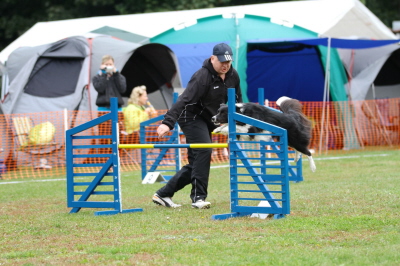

[0,0,398,53]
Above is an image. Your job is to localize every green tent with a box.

[91,26,149,44]
[151,14,348,102]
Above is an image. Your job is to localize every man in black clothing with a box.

[153,43,242,209]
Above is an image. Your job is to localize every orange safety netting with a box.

[0,98,399,180]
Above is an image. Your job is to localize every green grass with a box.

[1,149,400,265]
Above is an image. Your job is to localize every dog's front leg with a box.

[307,155,316,172]
[293,150,301,163]
[294,150,316,172]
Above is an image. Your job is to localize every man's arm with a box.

[161,70,206,130]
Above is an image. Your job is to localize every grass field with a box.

[1,149,399,265]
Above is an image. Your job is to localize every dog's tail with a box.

[276,96,303,113]
[277,96,312,132]
[276,96,291,107]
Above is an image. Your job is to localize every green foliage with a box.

[363,0,400,27]
[0,149,400,264]
[0,0,47,45]
[0,0,124,51]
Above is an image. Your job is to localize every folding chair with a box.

[12,116,57,154]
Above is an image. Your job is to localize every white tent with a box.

[0,0,396,64]
[337,42,400,147]
[339,43,400,101]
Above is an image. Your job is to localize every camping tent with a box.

[91,26,149,44]
[0,34,181,169]
[151,9,398,103]
[0,62,4,76]
[152,18,398,150]
[2,35,180,114]
[247,38,399,150]
[0,62,5,100]
[0,0,396,66]
[3,36,92,114]
[337,40,400,147]
[245,40,346,102]
[151,14,349,103]
[338,42,400,101]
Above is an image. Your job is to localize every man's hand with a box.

[157,124,170,139]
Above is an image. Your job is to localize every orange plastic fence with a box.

[0,98,399,180]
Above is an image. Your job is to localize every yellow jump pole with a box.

[119,143,228,149]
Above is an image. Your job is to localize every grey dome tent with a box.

[0,34,181,168]
[2,34,181,114]
[3,36,90,114]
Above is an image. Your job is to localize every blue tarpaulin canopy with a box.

[245,38,399,103]
[247,38,399,49]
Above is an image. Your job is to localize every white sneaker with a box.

[152,193,181,208]
[192,200,211,209]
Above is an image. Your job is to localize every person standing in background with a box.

[92,55,126,110]
[92,55,127,159]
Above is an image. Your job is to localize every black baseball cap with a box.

[213,43,234,62]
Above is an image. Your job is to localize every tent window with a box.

[24,58,83,98]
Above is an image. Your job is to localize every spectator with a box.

[92,55,126,110]
[122,85,156,135]
[92,55,126,159]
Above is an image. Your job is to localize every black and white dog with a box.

[211,97,316,172]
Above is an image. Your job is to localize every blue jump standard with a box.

[210,90,291,220]
[66,98,142,216]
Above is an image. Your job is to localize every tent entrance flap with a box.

[246,42,325,102]
[121,43,177,95]
[374,48,400,86]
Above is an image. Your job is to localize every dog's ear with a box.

[219,104,227,110]
[218,104,227,112]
